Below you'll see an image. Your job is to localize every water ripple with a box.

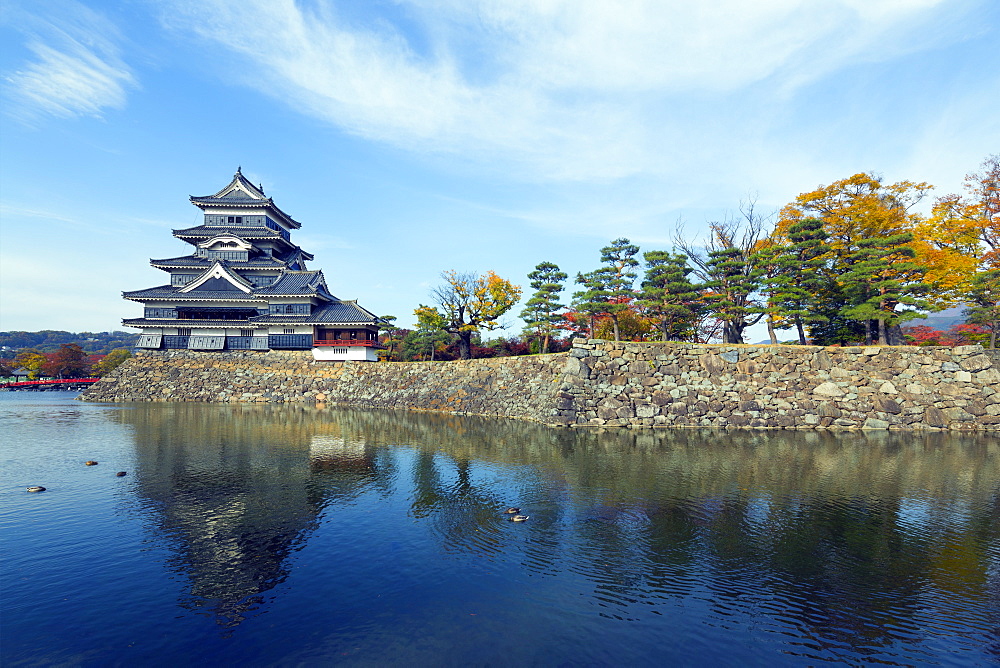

[3,397,998,667]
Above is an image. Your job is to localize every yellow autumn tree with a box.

[923,154,999,269]
[906,156,999,304]
[777,173,938,341]
[778,172,932,247]
[13,349,48,380]
[424,270,522,359]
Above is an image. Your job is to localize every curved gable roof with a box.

[192,166,267,201]
[179,260,254,294]
[189,167,301,229]
[255,270,333,298]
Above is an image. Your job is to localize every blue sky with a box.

[1,0,997,340]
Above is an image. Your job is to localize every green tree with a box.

[401,325,450,361]
[598,238,640,341]
[424,271,522,360]
[964,268,1000,348]
[570,269,612,339]
[93,348,133,376]
[639,251,701,341]
[377,315,405,361]
[701,243,763,344]
[802,281,867,346]
[571,239,640,341]
[758,218,831,344]
[520,261,567,354]
[676,201,769,344]
[840,232,931,344]
[412,305,448,361]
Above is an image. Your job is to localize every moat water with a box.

[2,392,998,666]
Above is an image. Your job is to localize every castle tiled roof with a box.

[189,168,301,229]
[122,318,256,328]
[123,269,350,308]
[150,255,289,269]
[254,271,332,297]
[122,285,260,301]
[172,225,288,240]
[254,302,379,324]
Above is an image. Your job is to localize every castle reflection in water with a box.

[114,403,1000,644]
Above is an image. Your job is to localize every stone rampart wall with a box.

[82,349,567,423]
[561,340,998,430]
[81,341,1000,430]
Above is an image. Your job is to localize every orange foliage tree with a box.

[927,155,1000,269]
[778,173,937,343]
[425,270,521,360]
[915,155,999,302]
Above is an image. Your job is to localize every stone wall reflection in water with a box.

[114,403,999,661]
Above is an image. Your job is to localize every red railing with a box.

[313,340,384,349]
[1,378,100,389]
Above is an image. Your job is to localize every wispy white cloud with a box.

[160,0,971,186]
[3,0,135,122]
[0,203,82,226]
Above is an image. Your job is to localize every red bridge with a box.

[0,378,100,391]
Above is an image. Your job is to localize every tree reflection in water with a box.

[114,403,999,659]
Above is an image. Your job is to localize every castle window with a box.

[283,328,294,334]
[241,329,254,337]
[177,328,192,336]
[205,250,248,261]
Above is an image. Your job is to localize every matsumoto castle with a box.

[123,169,382,361]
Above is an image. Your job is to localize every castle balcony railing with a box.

[313,340,384,349]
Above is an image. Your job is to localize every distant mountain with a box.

[903,306,968,332]
[750,307,972,345]
[0,331,138,357]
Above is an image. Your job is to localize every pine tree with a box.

[700,245,762,344]
[571,270,612,339]
[964,268,1000,348]
[571,238,640,341]
[839,232,931,344]
[803,281,866,346]
[599,238,640,341]
[519,261,567,354]
[675,207,769,345]
[758,218,830,344]
[639,251,701,341]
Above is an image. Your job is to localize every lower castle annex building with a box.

[123,169,382,361]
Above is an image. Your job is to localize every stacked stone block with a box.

[81,340,999,430]
[561,340,998,430]
[82,349,567,424]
